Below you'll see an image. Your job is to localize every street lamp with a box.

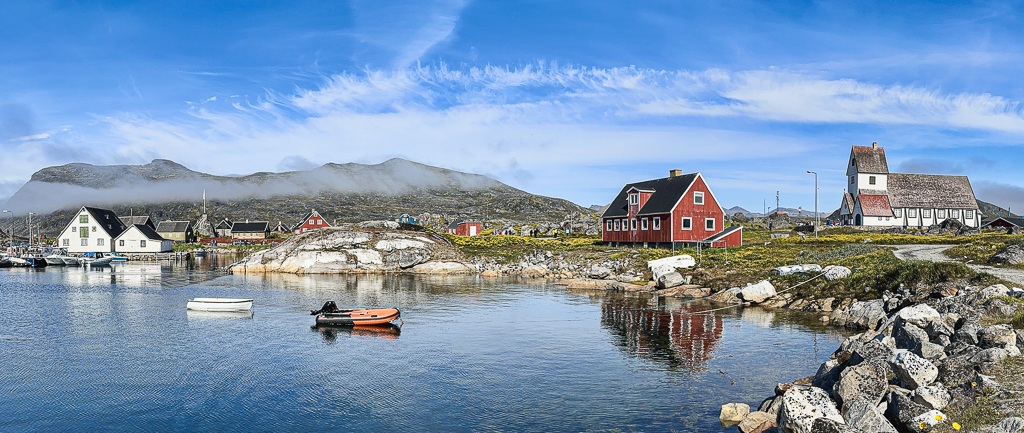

[2,210,10,245]
[806,171,818,239]
[27,212,35,248]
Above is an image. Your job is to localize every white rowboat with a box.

[186,298,253,312]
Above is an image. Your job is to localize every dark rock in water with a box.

[983,245,1024,266]
[813,359,842,394]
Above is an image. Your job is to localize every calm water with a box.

[0,257,849,432]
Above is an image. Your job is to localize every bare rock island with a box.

[230,221,473,275]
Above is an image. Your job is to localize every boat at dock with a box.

[80,252,113,267]
[62,257,81,266]
[44,255,66,266]
[310,301,401,326]
[186,298,253,312]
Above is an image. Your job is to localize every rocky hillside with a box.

[1,158,592,236]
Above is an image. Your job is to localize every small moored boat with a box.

[186,298,253,312]
[45,255,66,266]
[62,257,81,266]
[310,301,401,326]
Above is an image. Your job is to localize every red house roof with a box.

[857,194,893,216]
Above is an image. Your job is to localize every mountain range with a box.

[0,158,591,236]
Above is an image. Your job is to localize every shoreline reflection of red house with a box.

[601,299,724,373]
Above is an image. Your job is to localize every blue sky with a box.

[4,0,1024,213]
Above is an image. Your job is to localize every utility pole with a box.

[807,171,818,239]
[28,212,34,248]
[776,191,780,215]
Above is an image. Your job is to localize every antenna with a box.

[203,189,207,215]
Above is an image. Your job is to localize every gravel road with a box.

[889,244,1024,287]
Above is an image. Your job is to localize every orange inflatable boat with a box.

[310,301,401,326]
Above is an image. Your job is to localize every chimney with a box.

[872,141,877,150]
[669,169,682,178]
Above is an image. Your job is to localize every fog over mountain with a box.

[0,158,590,236]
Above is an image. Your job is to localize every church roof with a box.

[887,173,979,210]
[851,145,889,174]
[857,194,893,216]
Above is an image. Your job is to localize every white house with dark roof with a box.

[56,206,128,253]
[115,224,173,253]
[839,143,980,228]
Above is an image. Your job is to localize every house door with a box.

[469,225,477,236]
[854,214,862,226]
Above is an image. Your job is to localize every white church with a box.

[838,143,981,228]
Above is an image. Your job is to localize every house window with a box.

[909,209,917,218]
[653,217,661,230]
[886,217,891,221]
[62,239,69,246]
[694,192,704,205]
[923,209,932,218]
[641,218,648,230]
[869,176,876,185]
[80,227,89,238]
[92,226,96,232]
[606,220,613,231]
[894,209,901,217]
[630,218,637,231]
[937,209,947,218]
[97,238,104,246]
[965,210,974,219]
[681,217,692,230]
[705,218,715,231]
[850,176,854,184]
[119,240,125,246]
[878,217,883,221]
[614,220,620,231]
[80,215,88,223]
[81,239,88,246]
[140,240,146,248]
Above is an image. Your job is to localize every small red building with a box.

[293,209,332,234]
[446,219,481,236]
[601,170,742,248]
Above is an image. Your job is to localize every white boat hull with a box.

[62,258,81,266]
[45,256,66,265]
[83,258,113,266]
[186,298,253,312]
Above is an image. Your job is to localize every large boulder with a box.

[890,351,938,389]
[840,300,887,330]
[809,418,859,433]
[844,398,898,433]
[952,324,981,346]
[656,272,685,289]
[647,255,695,280]
[738,411,774,433]
[848,339,895,369]
[772,264,823,276]
[979,324,1017,349]
[739,280,777,304]
[896,304,941,329]
[812,359,842,392]
[520,265,549,278]
[911,386,950,410]
[778,387,845,433]
[989,245,1024,265]
[894,321,930,355]
[822,265,852,281]
[936,346,982,388]
[708,287,743,304]
[884,392,930,432]
[587,265,612,279]
[720,402,750,427]
[833,361,888,412]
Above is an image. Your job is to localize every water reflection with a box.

[186,310,255,320]
[311,323,402,343]
[601,296,724,373]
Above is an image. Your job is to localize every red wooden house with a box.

[446,219,481,236]
[601,170,742,248]
[293,209,332,234]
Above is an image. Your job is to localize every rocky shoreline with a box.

[718,282,1024,433]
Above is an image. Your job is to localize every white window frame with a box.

[629,193,638,206]
[81,239,88,246]
[97,238,104,246]
[937,209,946,219]
[886,217,890,221]
[119,240,125,247]
[694,191,704,205]
[894,208,901,217]
[606,220,613,232]
[62,239,69,246]
[923,209,932,218]
[614,220,620,231]
[630,218,637,231]
[681,217,692,230]
[869,176,876,185]
[965,210,974,219]
[140,240,146,248]
[80,215,89,224]
[908,209,917,218]
[878,217,883,221]
[705,218,715,231]
[653,217,661,230]
[641,218,648,230]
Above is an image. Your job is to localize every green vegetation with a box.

[945,234,1024,268]
[445,234,604,260]
[172,243,204,252]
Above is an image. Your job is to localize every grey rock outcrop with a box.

[890,351,938,389]
[778,387,845,433]
[844,398,898,433]
[834,361,888,412]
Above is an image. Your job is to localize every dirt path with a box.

[889,244,1024,287]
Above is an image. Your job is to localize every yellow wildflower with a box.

[919,421,927,430]
[935,414,943,421]
[953,423,961,430]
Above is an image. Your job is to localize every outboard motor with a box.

[310,301,340,315]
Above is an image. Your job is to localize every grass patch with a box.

[945,234,1024,268]
[446,234,605,260]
